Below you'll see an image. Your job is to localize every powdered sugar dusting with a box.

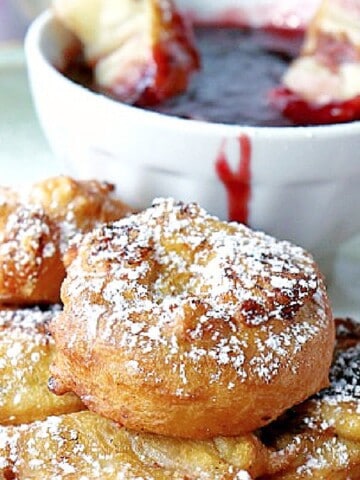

[0,306,59,331]
[0,307,59,409]
[0,207,58,289]
[234,471,253,480]
[320,343,360,405]
[296,438,352,475]
[62,198,330,388]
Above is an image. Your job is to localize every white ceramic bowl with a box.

[25,1,360,277]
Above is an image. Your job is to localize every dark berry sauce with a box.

[64,26,360,126]
[148,27,303,126]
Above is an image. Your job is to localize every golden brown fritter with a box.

[50,199,334,439]
[0,207,65,305]
[29,176,131,237]
[0,176,131,305]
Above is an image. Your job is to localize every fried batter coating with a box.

[0,207,65,305]
[0,308,84,425]
[0,176,131,305]
[262,318,360,479]
[50,199,334,439]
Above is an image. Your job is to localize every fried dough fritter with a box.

[262,318,360,479]
[0,176,131,305]
[0,410,275,479]
[0,308,84,425]
[0,207,65,305]
[50,198,334,439]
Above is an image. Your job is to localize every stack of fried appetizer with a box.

[0,189,358,479]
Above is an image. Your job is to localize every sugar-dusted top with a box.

[0,411,258,479]
[319,317,360,405]
[0,306,61,332]
[62,198,331,387]
[0,307,56,411]
[325,343,360,403]
[0,176,131,253]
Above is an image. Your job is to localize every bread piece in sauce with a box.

[284,0,360,104]
[53,0,199,105]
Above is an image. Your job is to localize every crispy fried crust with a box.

[0,207,65,305]
[0,176,131,305]
[0,308,84,425]
[50,199,334,439]
[29,176,131,234]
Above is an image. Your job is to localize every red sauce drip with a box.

[215,135,252,224]
[270,87,360,125]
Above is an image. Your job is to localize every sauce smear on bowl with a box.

[216,135,252,223]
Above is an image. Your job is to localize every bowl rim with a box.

[25,9,360,139]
